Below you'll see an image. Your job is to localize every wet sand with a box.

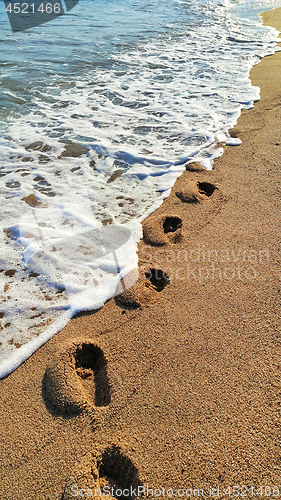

[1,7,281,500]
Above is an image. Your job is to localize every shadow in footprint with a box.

[75,344,111,408]
[99,445,143,496]
[42,340,110,417]
[198,182,216,197]
[145,268,169,292]
[163,216,182,234]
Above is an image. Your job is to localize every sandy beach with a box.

[1,7,281,499]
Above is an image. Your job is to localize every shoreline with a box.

[1,6,281,499]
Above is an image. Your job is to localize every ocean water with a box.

[0,0,280,378]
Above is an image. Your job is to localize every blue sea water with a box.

[0,0,280,377]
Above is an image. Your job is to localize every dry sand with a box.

[1,8,281,500]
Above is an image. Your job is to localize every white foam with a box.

[225,138,242,146]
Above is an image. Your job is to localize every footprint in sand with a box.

[142,214,183,247]
[62,446,143,500]
[175,179,217,203]
[42,342,144,499]
[114,266,169,309]
[42,340,110,417]
[142,168,220,247]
